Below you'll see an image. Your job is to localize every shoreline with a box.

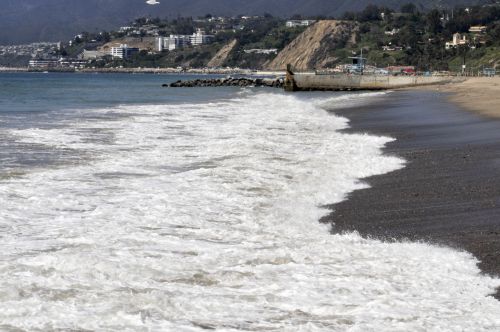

[322,90,500,299]
[416,76,500,119]
[0,66,285,76]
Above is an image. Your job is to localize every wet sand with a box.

[428,77,500,119]
[322,90,500,299]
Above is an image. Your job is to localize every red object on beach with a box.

[387,66,416,75]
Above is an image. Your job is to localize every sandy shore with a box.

[323,90,500,299]
[426,77,500,119]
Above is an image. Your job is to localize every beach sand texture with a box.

[436,77,500,118]
[325,90,500,299]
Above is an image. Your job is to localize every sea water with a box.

[0,73,499,331]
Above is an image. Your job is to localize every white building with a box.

[445,33,468,49]
[156,35,191,51]
[29,58,86,68]
[156,30,214,52]
[384,28,400,36]
[244,49,278,55]
[119,26,133,33]
[190,29,215,46]
[469,26,487,34]
[382,45,403,52]
[82,49,107,60]
[29,59,59,68]
[110,44,139,59]
[285,20,316,28]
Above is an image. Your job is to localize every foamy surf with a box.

[0,92,499,331]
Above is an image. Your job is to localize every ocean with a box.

[0,72,499,331]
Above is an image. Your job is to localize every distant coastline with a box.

[0,66,284,76]
[0,67,28,72]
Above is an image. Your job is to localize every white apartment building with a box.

[28,59,59,68]
[29,58,86,68]
[157,35,191,51]
[110,44,139,59]
[156,30,214,51]
[190,29,215,46]
[285,20,316,28]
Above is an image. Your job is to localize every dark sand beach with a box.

[322,90,500,299]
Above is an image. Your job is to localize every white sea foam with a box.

[0,92,499,331]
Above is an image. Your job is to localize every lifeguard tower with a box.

[347,54,367,74]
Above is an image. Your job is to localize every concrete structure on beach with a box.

[284,65,456,91]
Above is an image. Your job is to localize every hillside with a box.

[0,0,484,44]
[98,37,157,54]
[207,40,238,68]
[266,21,358,70]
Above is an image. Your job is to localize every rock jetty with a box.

[164,77,284,88]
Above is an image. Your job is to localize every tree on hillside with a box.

[401,3,417,15]
[426,9,443,35]
[341,11,356,21]
[172,17,195,34]
[358,5,382,22]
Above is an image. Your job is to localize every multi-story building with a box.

[110,44,139,59]
[156,35,191,51]
[190,29,215,46]
[28,59,59,68]
[29,58,87,68]
[156,30,214,52]
[285,20,316,28]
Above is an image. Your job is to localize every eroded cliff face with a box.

[207,40,238,68]
[266,20,358,71]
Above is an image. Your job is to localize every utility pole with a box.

[361,48,364,75]
[462,45,467,76]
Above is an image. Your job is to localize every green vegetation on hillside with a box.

[13,2,500,71]
[340,3,500,71]
[76,15,307,69]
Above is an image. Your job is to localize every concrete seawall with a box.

[285,70,459,91]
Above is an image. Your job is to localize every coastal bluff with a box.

[266,20,358,71]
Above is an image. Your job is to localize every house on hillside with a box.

[384,28,399,36]
[243,49,278,55]
[382,45,403,52]
[445,33,468,49]
[286,20,316,28]
[469,26,487,34]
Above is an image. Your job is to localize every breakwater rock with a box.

[164,77,284,88]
